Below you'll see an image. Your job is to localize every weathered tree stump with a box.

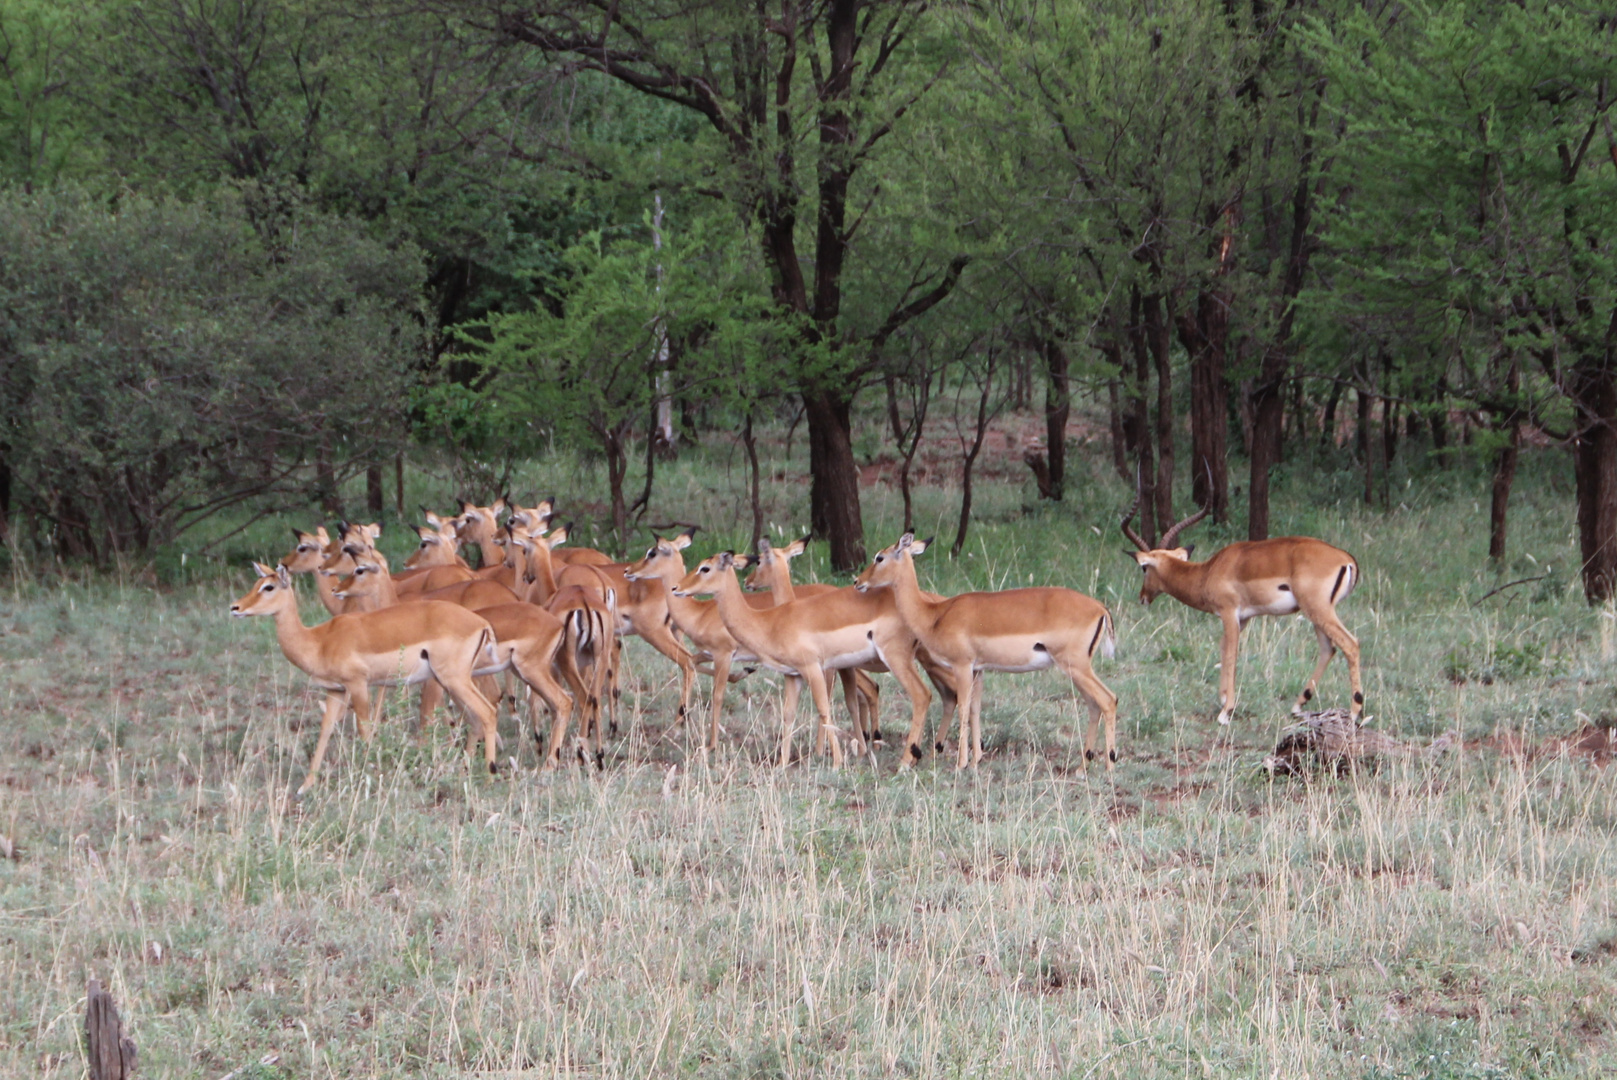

[84,978,137,1080]
[1265,709,1457,775]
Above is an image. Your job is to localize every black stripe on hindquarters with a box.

[1329,566,1348,604]
[1087,621,1103,656]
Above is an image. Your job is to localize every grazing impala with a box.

[1121,497,1362,725]
[231,562,500,793]
[855,534,1118,769]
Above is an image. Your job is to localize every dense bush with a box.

[0,186,428,563]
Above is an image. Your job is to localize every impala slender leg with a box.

[780,675,803,767]
[1063,660,1120,769]
[417,679,445,737]
[804,664,842,768]
[952,667,977,770]
[969,671,985,767]
[439,667,499,775]
[874,641,931,770]
[707,650,733,751]
[512,648,572,767]
[1313,607,1363,716]
[853,670,882,744]
[1295,624,1336,715]
[351,682,378,743]
[926,662,958,759]
[1217,613,1242,725]
[299,690,350,794]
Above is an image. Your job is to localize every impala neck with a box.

[522,542,559,603]
[1153,555,1217,613]
[267,593,323,676]
[881,553,943,636]
[762,560,797,605]
[475,536,502,568]
[705,566,770,645]
[647,561,712,623]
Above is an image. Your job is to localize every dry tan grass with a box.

[2,453,1616,1077]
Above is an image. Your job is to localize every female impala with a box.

[1121,498,1362,725]
[231,562,500,793]
[855,535,1118,769]
[673,551,933,768]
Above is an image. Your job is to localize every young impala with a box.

[231,562,500,794]
[1121,497,1362,725]
[855,534,1118,769]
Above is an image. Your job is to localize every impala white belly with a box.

[364,650,437,687]
[1238,593,1301,621]
[975,649,1057,675]
[823,641,881,672]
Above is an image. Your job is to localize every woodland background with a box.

[2,0,1616,589]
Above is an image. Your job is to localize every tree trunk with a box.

[84,979,137,1080]
[1125,292,1159,545]
[951,360,994,559]
[394,452,405,518]
[1357,380,1375,507]
[1247,349,1287,541]
[366,463,384,516]
[1106,370,1129,483]
[743,411,764,555]
[1025,337,1070,500]
[1178,288,1230,520]
[1570,362,1617,602]
[1489,424,1519,563]
[604,426,629,548]
[804,389,865,571]
[1146,293,1174,529]
[1319,379,1343,450]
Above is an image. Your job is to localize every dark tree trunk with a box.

[1146,293,1174,529]
[1489,361,1522,563]
[1357,380,1375,507]
[1025,337,1071,500]
[1177,288,1231,520]
[84,979,137,1080]
[1106,369,1129,483]
[1569,361,1617,602]
[1319,379,1343,450]
[743,411,764,555]
[887,371,932,533]
[394,452,405,518]
[366,462,384,516]
[1125,292,1158,546]
[315,433,339,516]
[951,358,995,559]
[1247,350,1287,541]
[1429,384,1450,463]
[604,425,629,548]
[804,389,865,570]
[0,449,10,547]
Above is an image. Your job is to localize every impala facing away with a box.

[1121,498,1362,725]
[855,534,1118,769]
[231,562,500,794]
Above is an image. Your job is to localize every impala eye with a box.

[262,584,275,592]
[875,554,884,563]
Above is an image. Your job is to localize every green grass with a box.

[2,420,1616,1077]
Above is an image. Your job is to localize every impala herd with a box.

[230,495,1363,795]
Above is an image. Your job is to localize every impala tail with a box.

[1095,610,1116,661]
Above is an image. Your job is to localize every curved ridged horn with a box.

[1119,490,1150,552]
[1160,505,1210,550]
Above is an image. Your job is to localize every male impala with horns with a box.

[1121,495,1363,726]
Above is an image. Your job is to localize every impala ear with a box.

[416,526,435,541]
[276,564,292,587]
[1121,547,1139,561]
[911,537,932,556]
[550,523,571,546]
[1182,544,1196,557]
[363,523,381,540]
[898,532,915,549]
[493,496,507,515]
[757,537,774,556]
[253,560,276,578]
[734,554,755,570]
[290,527,305,542]
[672,528,695,550]
[425,510,444,528]
[718,551,735,569]
[315,526,330,543]
[782,536,809,558]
